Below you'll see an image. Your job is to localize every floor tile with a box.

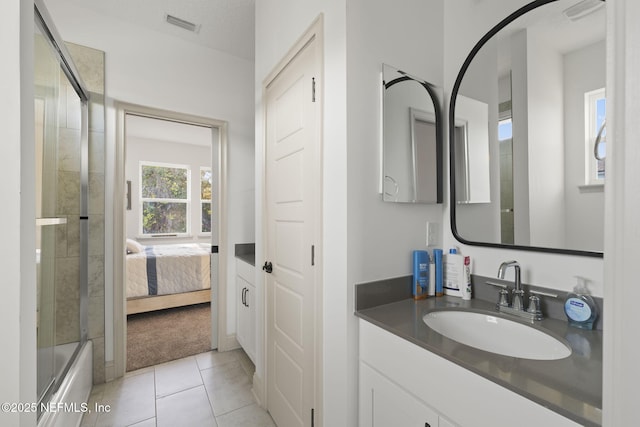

[201,360,254,416]
[195,349,238,371]
[235,350,255,380]
[156,385,217,427]
[86,350,260,427]
[215,403,275,427]
[127,417,156,427]
[94,372,156,427]
[154,356,202,397]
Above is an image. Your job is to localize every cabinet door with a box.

[360,362,439,427]
[244,282,256,362]
[236,276,248,349]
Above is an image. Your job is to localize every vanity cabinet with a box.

[360,362,447,427]
[236,259,255,363]
[359,319,582,427]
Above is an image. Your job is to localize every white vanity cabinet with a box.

[359,319,582,427]
[360,361,444,427]
[236,259,256,363]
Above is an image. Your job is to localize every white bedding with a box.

[126,243,211,299]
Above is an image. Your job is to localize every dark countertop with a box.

[355,295,602,427]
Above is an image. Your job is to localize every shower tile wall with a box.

[55,78,82,346]
[67,43,106,385]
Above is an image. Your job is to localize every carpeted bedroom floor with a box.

[126,303,211,371]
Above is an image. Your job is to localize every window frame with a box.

[200,166,212,235]
[139,160,192,237]
[584,88,606,186]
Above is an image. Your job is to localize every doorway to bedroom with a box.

[114,104,228,375]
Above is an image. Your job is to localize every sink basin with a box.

[423,310,571,360]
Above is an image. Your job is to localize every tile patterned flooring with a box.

[81,349,275,427]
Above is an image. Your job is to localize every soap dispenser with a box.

[564,276,598,330]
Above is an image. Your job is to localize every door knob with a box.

[262,261,273,273]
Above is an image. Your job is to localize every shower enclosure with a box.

[34,0,91,420]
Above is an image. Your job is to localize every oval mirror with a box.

[450,0,605,257]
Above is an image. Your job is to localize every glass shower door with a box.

[35,13,85,406]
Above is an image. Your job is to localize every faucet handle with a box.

[497,289,510,308]
[529,289,558,299]
[526,295,542,315]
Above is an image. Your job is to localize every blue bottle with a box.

[412,250,429,300]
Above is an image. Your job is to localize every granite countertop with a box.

[355,295,603,427]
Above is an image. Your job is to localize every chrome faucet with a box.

[486,261,557,322]
[498,260,524,311]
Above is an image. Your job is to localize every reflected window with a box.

[498,118,512,141]
[585,88,606,184]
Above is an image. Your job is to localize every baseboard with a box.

[217,333,240,352]
[251,371,266,408]
[104,360,115,383]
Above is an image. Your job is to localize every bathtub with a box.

[38,340,92,427]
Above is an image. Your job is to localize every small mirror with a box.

[450,0,605,256]
[382,64,443,203]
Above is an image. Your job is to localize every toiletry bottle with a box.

[462,256,472,300]
[433,249,443,296]
[412,250,429,300]
[443,248,464,297]
[564,276,598,330]
[428,257,436,297]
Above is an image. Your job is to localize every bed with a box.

[126,239,211,314]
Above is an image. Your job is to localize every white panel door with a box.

[264,34,321,427]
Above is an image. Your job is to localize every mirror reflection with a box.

[382,64,443,203]
[451,0,605,255]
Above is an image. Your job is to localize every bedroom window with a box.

[201,168,212,233]
[140,162,191,235]
[585,88,606,185]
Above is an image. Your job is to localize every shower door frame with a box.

[34,0,91,411]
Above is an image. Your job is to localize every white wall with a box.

[443,0,603,297]
[526,28,565,249]
[45,0,255,360]
[345,0,445,420]
[125,137,212,242]
[564,41,606,251]
[0,1,37,426]
[454,37,501,242]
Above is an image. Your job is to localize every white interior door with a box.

[264,33,321,427]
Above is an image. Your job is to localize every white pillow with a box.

[126,238,145,254]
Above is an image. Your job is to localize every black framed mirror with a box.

[382,64,444,203]
[449,0,605,257]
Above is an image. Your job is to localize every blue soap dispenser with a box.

[564,276,598,330]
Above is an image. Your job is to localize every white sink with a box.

[423,310,572,360]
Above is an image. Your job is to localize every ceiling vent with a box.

[165,14,200,33]
[563,0,605,21]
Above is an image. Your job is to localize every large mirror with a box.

[450,0,605,256]
[382,64,443,203]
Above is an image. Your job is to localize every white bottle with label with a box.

[443,248,464,297]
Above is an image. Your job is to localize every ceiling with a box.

[65,0,255,60]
